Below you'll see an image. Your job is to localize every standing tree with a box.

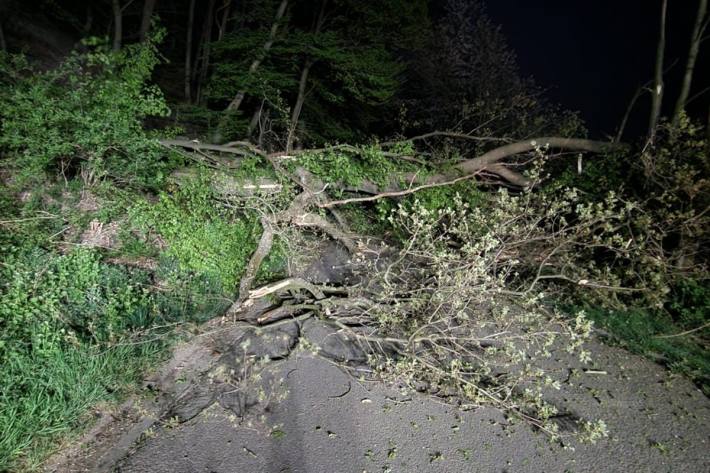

[397,0,579,143]
[208,0,428,147]
[112,0,123,50]
[285,0,327,152]
[216,0,233,41]
[184,0,196,101]
[672,0,708,127]
[648,0,668,143]
[225,0,289,113]
[139,0,158,42]
[194,0,217,105]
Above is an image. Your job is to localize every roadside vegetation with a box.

[0,0,708,469]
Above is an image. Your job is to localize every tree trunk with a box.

[225,0,289,112]
[185,0,196,102]
[672,0,708,127]
[285,0,327,152]
[195,0,217,105]
[616,86,644,143]
[0,21,6,52]
[286,60,312,152]
[217,0,232,41]
[648,0,668,143]
[248,103,263,135]
[257,108,270,149]
[82,3,94,36]
[139,0,158,42]
[112,0,123,51]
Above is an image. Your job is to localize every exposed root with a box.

[238,217,275,301]
[247,277,328,300]
[291,212,358,252]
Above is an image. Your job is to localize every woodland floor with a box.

[44,245,710,473]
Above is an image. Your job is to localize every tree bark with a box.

[320,138,615,207]
[648,0,668,143]
[286,60,313,152]
[139,0,158,42]
[225,0,289,112]
[162,136,615,194]
[195,0,217,105]
[112,0,123,51]
[0,21,6,52]
[672,0,708,127]
[184,0,196,102]
[82,3,94,36]
[239,217,274,301]
[217,0,232,41]
[285,0,327,152]
[257,108,271,148]
[248,106,262,134]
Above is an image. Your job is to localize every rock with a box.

[301,318,367,363]
[301,241,354,284]
[169,384,215,422]
[217,390,253,417]
[216,322,300,377]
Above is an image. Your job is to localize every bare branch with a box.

[381,131,511,147]
[320,171,483,208]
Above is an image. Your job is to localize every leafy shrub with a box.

[374,180,487,239]
[0,247,152,467]
[351,191,610,442]
[667,278,710,330]
[294,145,406,190]
[0,34,172,189]
[130,173,265,291]
[0,247,151,361]
[0,242,228,469]
[552,116,709,293]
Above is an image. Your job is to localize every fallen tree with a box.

[157,133,643,442]
[163,135,615,194]
[161,134,619,299]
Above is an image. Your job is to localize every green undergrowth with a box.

[373,181,489,240]
[0,167,288,469]
[0,39,289,470]
[130,173,287,292]
[1,342,161,471]
[0,35,175,191]
[0,243,228,470]
[583,295,709,395]
[292,145,418,193]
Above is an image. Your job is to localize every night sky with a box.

[487,0,708,138]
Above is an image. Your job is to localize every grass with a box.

[585,306,709,395]
[0,342,164,470]
[0,166,290,470]
[0,240,231,470]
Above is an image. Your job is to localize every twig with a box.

[380,131,511,146]
[0,215,61,225]
[655,321,710,339]
[257,304,318,324]
[248,277,329,300]
[319,170,483,208]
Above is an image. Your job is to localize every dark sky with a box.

[486,0,708,138]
